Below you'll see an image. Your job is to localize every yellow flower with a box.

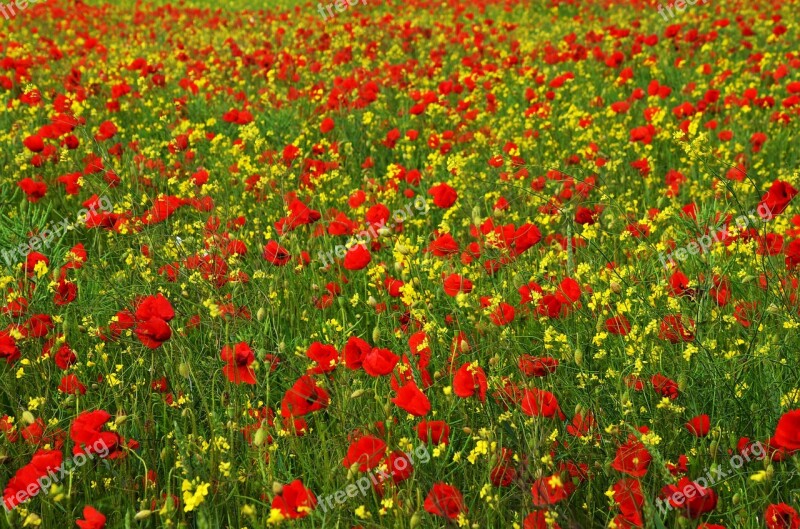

[181,479,210,512]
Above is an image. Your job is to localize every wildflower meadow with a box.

[2,0,800,528]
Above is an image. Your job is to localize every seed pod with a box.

[610,282,622,294]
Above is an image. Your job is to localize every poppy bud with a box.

[257,307,265,321]
[351,389,365,399]
[272,482,283,495]
[611,281,622,293]
[115,414,128,426]
[372,326,381,343]
[410,512,422,528]
[254,427,268,447]
[574,348,583,366]
[134,510,153,521]
[179,363,190,378]
[21,410,35,424]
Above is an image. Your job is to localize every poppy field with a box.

[3,0,800,527]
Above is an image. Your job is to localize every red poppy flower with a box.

[519,356,558,377]
[306,342,339,374]
[531,474,573,506]
[386,450,414,482]
[453,363,487,402]
[69,410,121,457]
[605,315,631,335]
[427,233,460,256]
[774,409,800,451]
[135,317,172,349]
[424,483,467,519]
[76,506,106,529]
[263,240,291,265]
[135,293,175,322]
[343,336,371,370]
[343,244,371,270]
[659,314,695,343]
[280,375,330,418]
[58,374,87,395]
[765,503,800,529]
[428,183,458,209]
[417,420,450,445]
[221,342,257,385]
[520,388,566,419]
[759,180,798,218]
[651,374,680,399]
[0,331,20,364]
[362,348,400,377]
[271,479,316,519]
[443,274,473,296]
[612,478,644,527]
[18,177,47,202]
[342,435,386,472]
[611,440,651,477]
[524,511,562,529]
[685,414,710,437]
[662,476,717,518]
[3,449,63,510]
[392,380,431,416]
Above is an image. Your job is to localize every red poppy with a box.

[605,315,631,335]
[69,410,122,458]
[428,183,458,209]
[343,336,371,370]
[135,317,172,349]
[306,342,339,374]
[0,331,20,364]
[519,356,558,377]
[386,450,414,482]
[612,478,644,527]
[3,449,63,510]
[520,388,566,419]
[76,506,106,529]
[453,363,487,401]
[659,314,695,343]
[135,293,175,322]
[443,274,473,296]
[524,511,562,529]
[611,440,651,477]
[342,435,386,471]
[759,180,798,217]
[58,374,87,395]
[685,414,711,437]
[417,420,450,445]
[362,347,399,377]
[263,240,291,265]
[531,474,573,506]
[18,177,47,202]
[271,479,316,519]
[392,380,431,416]
[661,477,717,518]
[765,503,800,529]
[651,374,680,399]
[774,409,800,451]
[424,483,467,519]
[343,244,371,270]
[220,342,257,385]
[427,233,460,256]
[280,375,330,418]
